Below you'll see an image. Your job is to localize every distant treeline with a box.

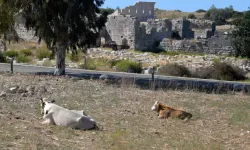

[203,5,245,25]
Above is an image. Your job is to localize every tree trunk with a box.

[54,41,67,75]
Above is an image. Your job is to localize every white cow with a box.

[40,98,97,130]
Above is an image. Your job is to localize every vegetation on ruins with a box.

[231,9,250,58]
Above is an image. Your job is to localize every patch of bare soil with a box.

[0,73,250,150]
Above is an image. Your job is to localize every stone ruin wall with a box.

[102,13,233,55]
[160,31,233,55]
[134,19,172,50]
[188,19,216,38]
[9,15,39,42]
[172,19,194,39]
[102,15,138,49]
[114,2,155,22]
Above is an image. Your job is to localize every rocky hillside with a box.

[88,48,250,72]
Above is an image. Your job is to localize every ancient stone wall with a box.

[104,15,138,49]
[135,19,172,50]
[172,19,194,39]
[205,31,233,55]
[188,19,216,38]
[115,2,155,22]
[160,31,233,55]
[14,24,39,42]
[5,14,39,43]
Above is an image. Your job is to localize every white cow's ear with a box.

[42,98,48,102]
[40,98,44,104]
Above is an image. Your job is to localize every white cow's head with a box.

[40,98,55,115]
[151,101,160,111]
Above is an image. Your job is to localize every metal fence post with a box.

[10,57,14,74]
[151,66,155,90]
[83,55,87,69]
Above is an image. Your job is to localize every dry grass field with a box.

[0,73,250,150]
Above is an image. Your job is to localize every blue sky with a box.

[102,0,249,12]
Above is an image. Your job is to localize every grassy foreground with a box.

[0,74,250,150]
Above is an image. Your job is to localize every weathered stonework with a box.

[172,19,194,39]
[113,1,155,22]
[103,15,138,49]
[5,14,39,43]
[160,31,233,55]
[135,19,172,50]
[188,19,216,38]
[101,2,217,51]
[101,2,172,50]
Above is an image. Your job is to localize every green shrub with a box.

[192,61,246,81]
[19,49,33,56]
[4,50,18,58]
[0,52,7,63]
[212,61,246,81]
[115,60,142,73]
[188,13,196,19]
[79,58,96,70]
[157,63,191,77]
[109,59,119,67]
[195,9,206,13]
[43,59,52,67]
[79,57,117,70]
[36,48,51,60]
[67,50,83,62]
[16,54,32,63]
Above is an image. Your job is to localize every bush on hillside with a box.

[115,60,142,73]
[79,57,116,70]
[36,48,51,60]
[188,13,197,19]
[4,50,18,58]
[192,61,246,81]
[16,54,32,63]
[67,50,83,62]
[19,49,33,56]
[156,63,191,77]
[212,61,246,81]
[195,9,206,13]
